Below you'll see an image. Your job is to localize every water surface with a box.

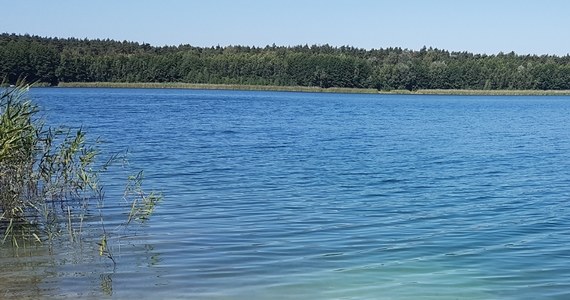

[2,88,570,299]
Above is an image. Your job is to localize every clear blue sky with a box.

[2,0,569,55]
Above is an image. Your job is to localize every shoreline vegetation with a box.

[56,82,570,96]
[4,33,570,94]
[0,84,161,263]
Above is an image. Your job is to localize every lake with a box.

[2,88,570,299]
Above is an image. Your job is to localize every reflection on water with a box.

[0,231,163,298]
[99,273,113,297]
[0,244,53,299]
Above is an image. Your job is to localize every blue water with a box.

[3,88,570,299]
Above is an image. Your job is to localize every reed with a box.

[57,82,379,94]
[58,82,570,96]
[0,83,161,263]
[384,89,570,96]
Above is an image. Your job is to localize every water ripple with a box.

[9,88,570,299]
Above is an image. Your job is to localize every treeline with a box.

[2,33,570,90]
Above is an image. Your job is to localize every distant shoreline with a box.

[55,82,570,96]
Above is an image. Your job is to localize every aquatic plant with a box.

[0,82,161,262]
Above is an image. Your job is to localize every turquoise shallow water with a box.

[2,88,570,299]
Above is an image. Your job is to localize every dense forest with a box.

[2,33,570,90]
